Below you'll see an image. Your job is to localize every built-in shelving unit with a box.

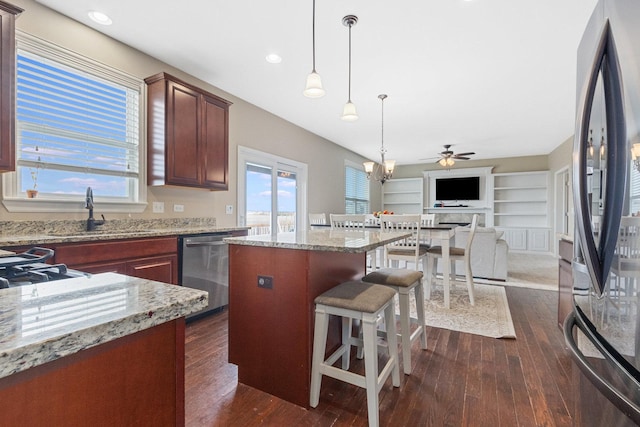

[492,171,551,252]
[382,178,423,214]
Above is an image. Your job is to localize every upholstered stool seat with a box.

[310,281,400,427]
[362,268,427,374]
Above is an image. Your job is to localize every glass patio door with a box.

[238,147,307,235]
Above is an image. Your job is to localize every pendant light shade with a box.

[341,101,358,121]
[304,0,325,98]
[304,71,325,98]
[341,15,358,121]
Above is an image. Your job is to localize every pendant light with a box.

[363,94,395,184]
[303,0,325,98]
[341,15,358,121]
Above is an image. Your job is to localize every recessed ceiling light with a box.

[88,10,112,25]
[265,54,282,64]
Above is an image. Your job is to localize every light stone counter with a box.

[224,229,411,253]
[0,272,207,379]
[0,217,249,247]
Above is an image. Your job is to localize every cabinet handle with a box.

[185,241,226,247]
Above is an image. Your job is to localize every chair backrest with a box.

[617,216,640,260]
[309,213,327,225]
[330,214,366,229]
[380,214,421,249]
[463,214,480,255]
[420,214,436,227]
[277,215,295,232]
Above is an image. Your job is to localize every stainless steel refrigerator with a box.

[564,0,640,425]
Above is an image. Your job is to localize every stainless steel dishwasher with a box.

[179,232,233,320]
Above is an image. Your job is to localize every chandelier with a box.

[632,143,640,173]
[363,94,395,184]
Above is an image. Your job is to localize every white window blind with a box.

[345,165,369,214]
[15,46,140,199]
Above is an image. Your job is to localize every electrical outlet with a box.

[257,275,273,289]
[225,205,233,214]
[152,202,164,213]
[173,204,184,212]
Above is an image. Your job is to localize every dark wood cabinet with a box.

[558,238,574,329]
[145,72,231,190]
[54,236,179,284]
[0,1,22,172]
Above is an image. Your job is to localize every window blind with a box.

[16,50,139,179]
[345,165,370,214]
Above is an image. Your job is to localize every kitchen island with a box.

[225,229,410,408]
[0,272,207,426]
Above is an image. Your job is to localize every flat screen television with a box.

[435,176,480,201]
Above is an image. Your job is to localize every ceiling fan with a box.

[429,144,476,167]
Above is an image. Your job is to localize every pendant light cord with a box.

[347,22,352,102]
[311,0,317,72]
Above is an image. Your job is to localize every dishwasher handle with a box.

[185,240,227,248]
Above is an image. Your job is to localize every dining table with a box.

[312,222,459,308]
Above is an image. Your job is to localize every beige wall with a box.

[0,0,367,226]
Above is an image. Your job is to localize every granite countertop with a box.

[0,218,249,247]
[225,229,411,253]
[0,272,207,379]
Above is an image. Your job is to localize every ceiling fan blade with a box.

[455,156,471,160]
[454,152,475,157]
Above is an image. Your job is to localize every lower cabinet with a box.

[499,227,550,252]
[54,237,179,284]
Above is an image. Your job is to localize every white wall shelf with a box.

[382,178,423,214]
[492,171,551,253]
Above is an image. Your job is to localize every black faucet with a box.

[85,187,105,231]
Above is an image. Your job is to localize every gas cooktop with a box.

[0,247,86,289]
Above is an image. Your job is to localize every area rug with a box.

[409,282,516,339]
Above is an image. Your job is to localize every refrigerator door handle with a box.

[564,310,640,424]
[573,18,627,296]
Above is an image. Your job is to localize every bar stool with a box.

[362,268,427,375]
[310,281,400,427]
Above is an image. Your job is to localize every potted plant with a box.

[27,165,39,198]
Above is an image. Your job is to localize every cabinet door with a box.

[126,254,178,284]
[527,229,550,252]
[166,80,200,186]
[504,229,527,251]
[201,94,229,190]
[75,261,127,275]
[0,4,21,171]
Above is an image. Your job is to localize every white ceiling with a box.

[36,0,597,165]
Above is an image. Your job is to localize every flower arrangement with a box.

[373,210,394,218]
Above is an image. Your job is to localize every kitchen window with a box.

[2,32,146,213]
[345,161,369,214]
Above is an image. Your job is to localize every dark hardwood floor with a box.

[185,286,573,426]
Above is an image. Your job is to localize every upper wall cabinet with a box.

[0,1,22,172]
[145,72,232,190]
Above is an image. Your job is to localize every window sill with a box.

[2,197,147,213]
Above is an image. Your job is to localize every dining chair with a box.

[420,213,436,247]
[425,214,479,308]
[330,214,375,269]
[420,213,435,227]
[604,216,640,323]
[329,214,366,229]
[309,213,327,226]
[380,214,427,272]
